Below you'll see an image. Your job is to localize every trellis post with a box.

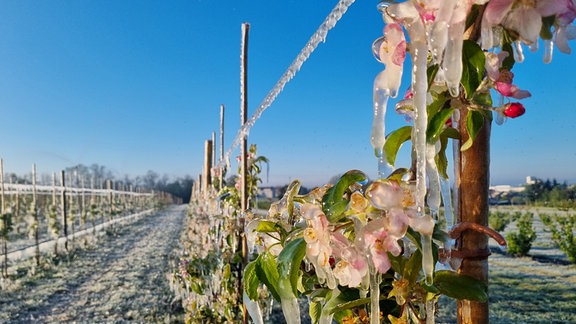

[456,107,491,324]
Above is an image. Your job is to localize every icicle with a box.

[513,40,525,63]
[495,94,505,125]
[244,291,264,324]
[442,19,465,97]
[425,143,441,218]
[278,278,301,324]
[528,41,539,52]
[371,83,390,178]
[369,269,382,324]
[439,177,454,229]
[543,39,554,63]
[220,0,357,170]
[426,299,436,324]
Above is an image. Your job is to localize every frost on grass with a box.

[0,205,187,322]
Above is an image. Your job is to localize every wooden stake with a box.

[203,140,213,194]
[456,107,491,324]
[1,159,7,278]
[239,21,250,324]
[61,171,68,252]
[220,104,225,189]
[32,164,40,266]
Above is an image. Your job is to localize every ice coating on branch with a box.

[220,0,356,169]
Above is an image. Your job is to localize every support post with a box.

[456,107,491,324]
[220,104,225,189]
[61,171,68,252]
[203,140,213,194]
[239,22,250,324]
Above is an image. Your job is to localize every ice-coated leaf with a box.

[461,110,484,151]
[471,91,493,108]
[435,127,460,179]
[277,238,307,297]
[427,107,454,144]
[309,300,322,324]
[244,261,260,301]
[256,251,281,301]
[433,270,488,302]
[461,40,485,99]
[501,41,515,71]
[383,126,412,166]
[256,220,284,235]
[404,249,422,284]
[322,170,367,222]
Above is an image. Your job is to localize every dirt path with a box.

[0,205,187,323]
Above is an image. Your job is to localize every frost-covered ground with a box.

[0,205,186,323]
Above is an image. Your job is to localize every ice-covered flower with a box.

[482,0,575,49]
[331,232,368,287]
[373,23,407,98]
[494,71,531,99]
[485,51,531,99]
[366,180,404,210]
[357,218,403,274]
[301,203,336,288]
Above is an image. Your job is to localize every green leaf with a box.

[427,64,440,89]
[256,251,281,301]
[284,180,301,217]
[461,110,485,151]
[322,170,367,222]
[427,108,454,144]
[384,126,412,166]
[433,270,488,302]
[309,300,322,324]
[501,42,515,70]
[404,249,422,284]
[256,220,277,232]
[277,238,307,297]
[471,91,493,108]
[461,40,485,99]
[244,261,260,300]
[541,15,555,40]
[435,129,456,179]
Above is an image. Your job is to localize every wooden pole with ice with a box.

[239,22,250,324]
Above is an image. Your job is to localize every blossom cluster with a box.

[248,179,435,289]
[375,0,576,124]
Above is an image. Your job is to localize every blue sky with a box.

[0,1,574,188]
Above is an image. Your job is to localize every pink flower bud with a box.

[503,102,526,118]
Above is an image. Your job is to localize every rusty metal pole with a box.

[239,22,250,324]
[456,107,491,324]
